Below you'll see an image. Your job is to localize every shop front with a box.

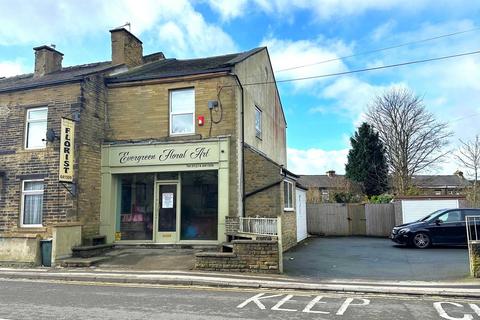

[99,138,230,245]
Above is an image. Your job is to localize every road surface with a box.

[0,279,478,319]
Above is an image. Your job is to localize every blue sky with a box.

[1,1,480,176]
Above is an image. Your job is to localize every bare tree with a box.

[455,135,480,205]
[366,88,451,194]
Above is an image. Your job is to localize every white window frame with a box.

[255,106,262,139]
[169,88,195,136]
[25,107,48,150]
[20,179,44,228]
[284,180,294,211]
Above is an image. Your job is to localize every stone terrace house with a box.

[299,170,360,203]
[0,28,299,264]
[299,170,470,203]
[410,171,471,196]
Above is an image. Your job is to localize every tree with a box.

[366,88,451,195]
[455,135,480,205]
[345,122,389,197]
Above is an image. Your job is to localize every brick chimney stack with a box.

[326,170,336,177]
[110,27,143,68]
[33,45,63,77]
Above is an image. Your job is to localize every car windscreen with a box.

[419,209,447,222]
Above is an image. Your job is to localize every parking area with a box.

[284,237,470,281]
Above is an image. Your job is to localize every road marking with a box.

[433,302,480,320]
[238,292,371,316]
[271,295,297,312]
[236,293,283,309]
[337,298,370,315]
[302,296,329,314]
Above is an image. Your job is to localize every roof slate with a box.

[107,47,265,83]
[298,174,471,189]
[0,61,113,93]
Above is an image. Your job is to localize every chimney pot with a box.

[33,45,63,77]
[110,27,143,68]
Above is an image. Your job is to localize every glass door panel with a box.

[156,183,178,243]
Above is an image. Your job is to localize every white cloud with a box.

[263,37,351,90]
[287,147,349,175]
[207,0,477,21]
[0,60,26,77]
[0,0,237,58]
[206,0,248,21]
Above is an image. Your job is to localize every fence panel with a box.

[365,203,396,237]
[307,203,349,236]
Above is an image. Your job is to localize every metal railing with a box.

[466,215,480,242]
[239,217,278,236]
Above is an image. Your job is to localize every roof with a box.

[298,174,471,189]
[411,175,471,188]
[0,61,114,93]
[298,175,347,189]
[107,47,266,83]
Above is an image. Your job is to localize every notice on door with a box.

[162,193,174,208]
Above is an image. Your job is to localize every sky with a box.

[1,0,480,177]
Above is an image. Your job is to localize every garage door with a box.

[296,188,308,242]
[401,199,459,223]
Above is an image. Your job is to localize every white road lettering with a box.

[433,302,473,320]
[236,293,283,310]
[302,295,329,314]
[336,298,371,315]
[271,294,297,312]
[469,303,480,316]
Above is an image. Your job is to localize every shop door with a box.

[156,183,178,243]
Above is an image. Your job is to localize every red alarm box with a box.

[198,115,205,126]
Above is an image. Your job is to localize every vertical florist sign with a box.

[59,118,75,182]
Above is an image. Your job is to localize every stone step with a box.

[57,256,110,268]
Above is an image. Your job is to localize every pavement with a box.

[284,237,470,281]
[0,267,479,298]
[0,278,479,320]
[0,237,476,299]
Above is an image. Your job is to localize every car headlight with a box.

[398,228,410,234]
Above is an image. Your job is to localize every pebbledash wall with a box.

[0,27,298,265]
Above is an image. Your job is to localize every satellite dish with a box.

[46,128,57,142]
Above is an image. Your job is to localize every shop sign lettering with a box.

[114,145,217,166]
[59,118,75,182]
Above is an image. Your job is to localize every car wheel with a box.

[412,232,431,249]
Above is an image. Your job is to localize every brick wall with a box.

[76,75,107,239]
[195,239,280,273]
[243,144,298,251]
[106,75,240,216]
[0,84,82,235]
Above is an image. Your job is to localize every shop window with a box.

[117,173,154,241]
[170,88,195,135]
[180,171,218,241]
[255,106,262,138]
[284,180,294,211]
[25,107,48,149]
[21,180,44,227]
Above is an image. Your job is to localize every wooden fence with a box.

[307,203,395,237]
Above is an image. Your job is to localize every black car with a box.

[390,208,480,248]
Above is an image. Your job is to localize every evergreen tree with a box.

[345,122,389,197]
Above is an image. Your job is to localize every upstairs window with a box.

[21,180,44,227]
[284,180,294,211]
[25,107,48,149]
[255,106,262,138]
[170,88,194,135]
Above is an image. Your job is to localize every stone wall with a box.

[106,75,240,216]
[469,241,480,278]
[0,84,82,235]
[195,240,280,273]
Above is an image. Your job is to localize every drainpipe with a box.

[231,73,245,217]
